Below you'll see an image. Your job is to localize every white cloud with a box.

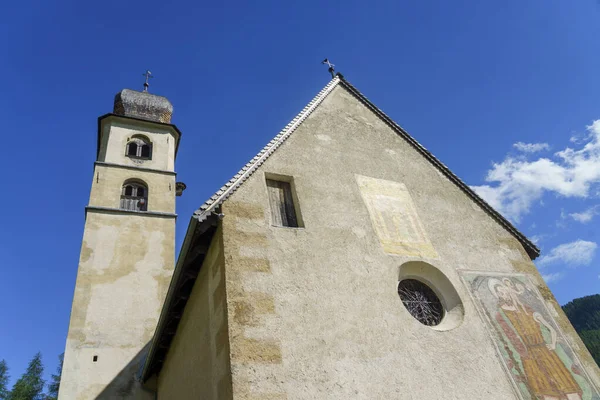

[570,205,600,223]
[570,132,587,144]
[537,240,597,267]
[542,272,563,283]
[472,120,600,221]
[513,142,550,153]
[556,209,568,228]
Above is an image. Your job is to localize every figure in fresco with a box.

[489,278,582,400]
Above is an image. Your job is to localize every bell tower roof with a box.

[113,89,173,124]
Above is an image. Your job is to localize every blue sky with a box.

[2,0,600,387]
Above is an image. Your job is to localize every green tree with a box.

[0,360,9,400]
[45,354,63,400]
[8,353,45,400]
[563,294,600,331]
[563,294,600,366]
[578,330,600,365]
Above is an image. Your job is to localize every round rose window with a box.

[397,279,444,326]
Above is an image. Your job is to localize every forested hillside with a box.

[563,294,600,365]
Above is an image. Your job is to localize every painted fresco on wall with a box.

[462,272,600,400]
[355,175,438,258]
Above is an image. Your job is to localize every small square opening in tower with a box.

[265,175,302,228]
[93,355,98,362]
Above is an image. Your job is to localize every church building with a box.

[59,72,600,399]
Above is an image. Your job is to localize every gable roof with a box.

[142,73,540,381]
[191,76,340,222]
[193,73,540,259]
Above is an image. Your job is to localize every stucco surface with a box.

[60,116,177,400]
[90,164,176,213]
[158,230,233,400]
[98,119,177,171]
[60,212,175,399]
[208,85,600,399]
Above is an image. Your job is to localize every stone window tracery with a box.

[120,181,148,211]
[126,136,152,160]
[398,279,444,326]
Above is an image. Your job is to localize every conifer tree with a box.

[8,353,45,400]
[563,294,600,366]
[45,354,63,400]
[0,360,9,400]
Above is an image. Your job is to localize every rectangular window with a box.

[266,178,299,227]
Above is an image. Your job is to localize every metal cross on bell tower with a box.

[142,70,153,92]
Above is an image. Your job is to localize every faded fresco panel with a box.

[462,272,600,400]
[355,174,438,258]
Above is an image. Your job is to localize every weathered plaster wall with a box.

[214,85,600,399]
[90,164,176,214]
[60,212,175,399]
[98,120,177,171]
[157,230,232,400]
[60,115,178,400]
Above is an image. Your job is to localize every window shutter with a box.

[267,180,284,226]
[266,179,298,227]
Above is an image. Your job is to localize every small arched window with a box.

[120,181,148,211]
[126,136,152,160]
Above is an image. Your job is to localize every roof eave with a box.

[141,214,219,381]
[335,74,539,259]
[190,74,539,259]
[192,76,342,222]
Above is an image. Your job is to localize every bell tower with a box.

[59,86,181,399]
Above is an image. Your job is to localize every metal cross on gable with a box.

[142,70,153,92]
[321,58,335,78]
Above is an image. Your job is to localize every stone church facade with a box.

[60,74,600,399]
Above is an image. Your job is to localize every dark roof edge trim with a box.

[336,74,539,259]
[191,74,538,259]
[192,76,341,223]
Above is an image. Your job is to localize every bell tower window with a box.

[126,136,152,160]
[120,181,148,211]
